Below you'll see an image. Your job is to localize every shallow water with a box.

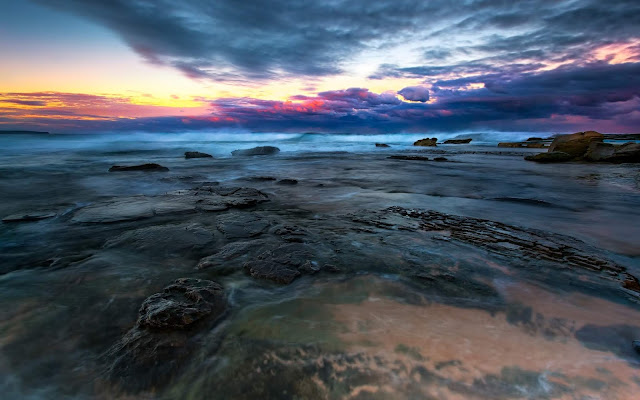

[0,132,639,399]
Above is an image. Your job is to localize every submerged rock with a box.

[444,138,472,144]
[375,143,390,147]
[109,163,169,172]
[277,178,298,185]
[524,151,573,163]
[185,151,213,159]
[634,340,640,355]
[243,243,317,284]
[548,131,603,157]
[106,278,226,392]
[231,146,280,156]
[584,142,640,163]
[434,157,448,161]
[413,138,437,146]
[2,211,56,223]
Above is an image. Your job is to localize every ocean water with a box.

[1,131,639,399]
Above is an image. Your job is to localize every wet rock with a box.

[526,137,544,141]
[633,340,640,355]
[524,151,574,163]
[388,155,430,161]
[243,243,316,284]
[104,223,214,254]
[216,213,270,239]
[185,151,213,159]
[72,186,268,223]
[413,138,437,146]
[246,176,277,181]
[584,142,640,163]
[413,272,501,306]
[231,146,280,156]
[109,163,169,172]
[106,278,226,392]
[444,138,472,144]
[196,240,266,272]
[2,211,56,223]
[375,143,390,147]
[622,274,640,292]
[548,131,603,157]
[277,178,298,185]
[497,142,524,148]
[434,157,448,161]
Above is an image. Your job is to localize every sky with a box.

[0,0,639,134]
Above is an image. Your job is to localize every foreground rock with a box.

[243,243,318,284]
[413,138,437,146]
[231,146,280,156]
[2,211,56,223]
[375,143,390,147]
[548,131,603,157]
[185,151,213,159]
[524,151,573,163]
[106,278,226,391]
[444,138,472,144]
[109,163,169,172]
[584,142,640,163]
[71,186,268,223]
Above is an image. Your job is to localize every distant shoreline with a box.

[0,130,50,135]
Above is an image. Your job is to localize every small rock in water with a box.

[413,137,437,146]
[443,138,472,144]
[434,157,448,161]
[185,151,213,159]
[2,211,56,223]
[231,146,280,156]
[109,163,169,172]
[277,179,298,185]
[633,340,640,355]
[375,143,390,147]
[388,155,430,161]
[524,152,573,163]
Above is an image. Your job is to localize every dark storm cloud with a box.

[35,0,640,82]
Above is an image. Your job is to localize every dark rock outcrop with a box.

[548,131,603,157]
[526,137,544,141]
[413,138,437,146]
[444,138,472,144]
[375,143,390,147]
[231,146,280,156]
[185,151,213,159]
[498,142,524,148]
[109,163,169,172]
[243,243,318,284]
[388,155,430,161]
[633,340,640,355]
[434,157,448,162]
[524,152,573,163]
[584,142,640,163]
[106,278,226,391]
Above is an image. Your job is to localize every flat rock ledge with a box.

[351,207,638,297]
[71,186,268,223]
[109,163,169,172]
[105,278,226,392]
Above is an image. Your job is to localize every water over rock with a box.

[185,151,213,159]
[524,151,573,163]
[108,163,169,172]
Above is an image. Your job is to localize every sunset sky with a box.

[1,0,639,133]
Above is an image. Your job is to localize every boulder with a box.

[413,138,437,146]
[548,131,603,157]
[443,138,472,144]
[231,146,280,156]
[524,152,574,163]
[109,163,169,172]
[106,278,226,391]
[185,151,213,159]
[585,142,640,163]
[375,143,390,147]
